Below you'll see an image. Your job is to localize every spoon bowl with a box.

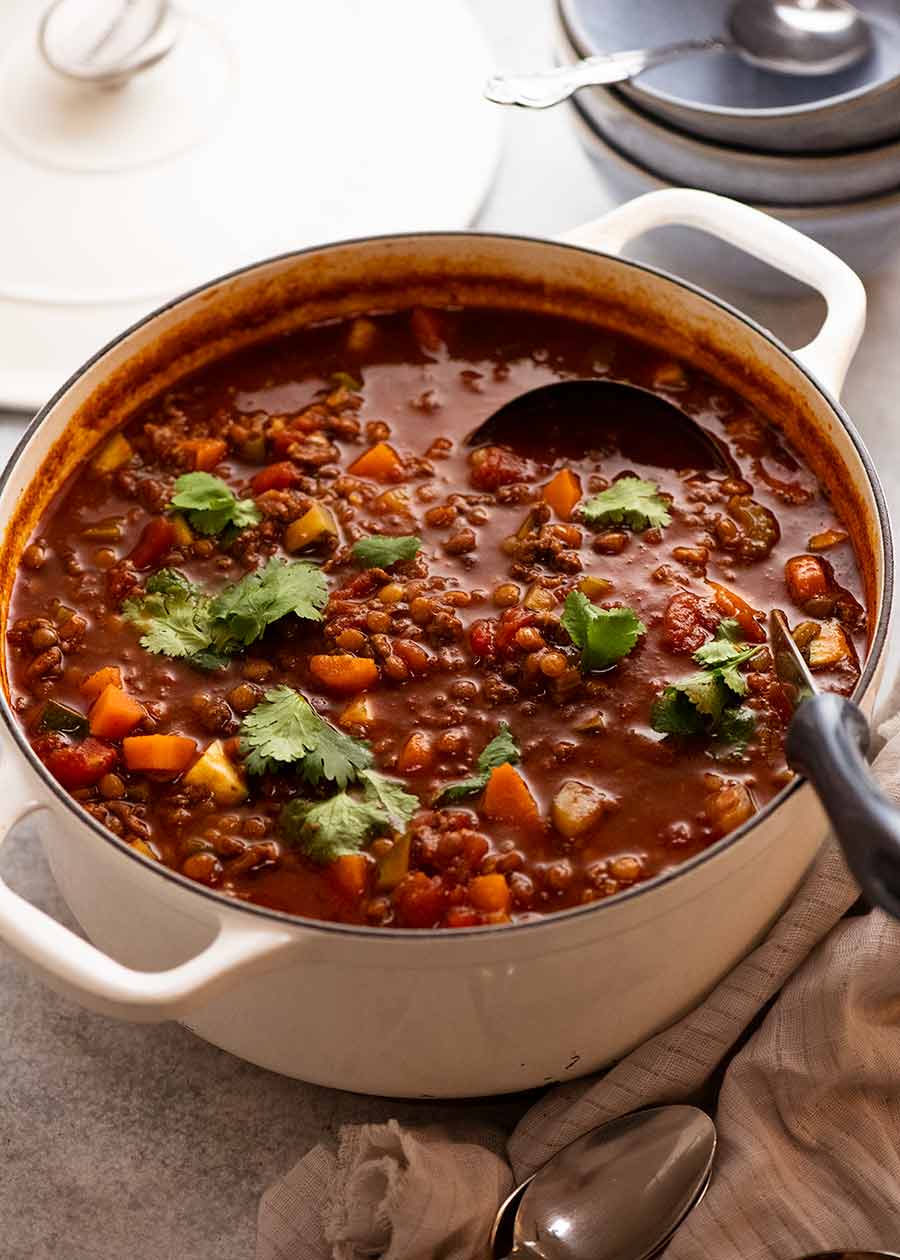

[466,378,734,475]
[494,1105,717,1260]
[485,0,871,110]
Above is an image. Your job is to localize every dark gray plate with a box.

[558,0,900,152]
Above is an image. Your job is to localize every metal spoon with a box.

[484,0,871,109]
[466,379,734,474]
[38,0,180,88]
[490,1105,717,1260]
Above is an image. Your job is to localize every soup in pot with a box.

[6,307,867,927]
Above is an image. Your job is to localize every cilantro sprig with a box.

[170,472,261,536]
[239,686,372,787]
[561,591,645,673]
[651,618,762,744]
[434,722,520,805]
[280,769,419,864]
[122,559,327,668]
[351,535,422,569]
[580,477,671,532]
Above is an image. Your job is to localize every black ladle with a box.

[466,379,735,473]
[470,379,900,920]
[772,611,900,920]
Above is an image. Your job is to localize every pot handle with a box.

[0,760,294,1023]
[561,188,867,398]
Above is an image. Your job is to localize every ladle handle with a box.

[786,693,900,919]
[561,188,866,397]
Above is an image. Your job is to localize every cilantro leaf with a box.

[280,794,388,863]
[360,769,420,829]
[351,535,422,569]
[278,771,420,865]
[715,706,756,752]
[651,619,763,742]
[239,686,371,787]
[123,560,327,667]
[561,591,645,673]
[122,571,214,663]
[208,558,327,652]
[170,472,261,536]
[580,477,671,532]
[476,721,520,774]
[434,722,520,805]
[302,720,373,789]
[693,619,749,668]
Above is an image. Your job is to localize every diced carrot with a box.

[80,666,122,701]
[129,517,176,570]
[444,906,480,929]
[785,554,829,604]
[543,468,582,521]
[123,734,197,774]
[45,737,117,790]
[88,684,146,740]
[392,871,447,928]
[309,655,379,695]
[347,442,404,483]
[328,853,371,901]
[707,579,766,643]
[250,461,302,494]
[178,438,227,471]
[468,873,511,914]
[481,763,540,825]
[396,731,434,772]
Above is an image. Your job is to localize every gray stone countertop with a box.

[3,2,900,1257]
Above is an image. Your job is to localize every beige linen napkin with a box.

[258,709,900,1260]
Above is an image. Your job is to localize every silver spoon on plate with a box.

[485,0,872,110]
[490,1105,716,1260]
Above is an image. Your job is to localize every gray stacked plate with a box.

[557,0,900,287]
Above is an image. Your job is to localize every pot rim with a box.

[558,0,900,125]
[0,229,892,942]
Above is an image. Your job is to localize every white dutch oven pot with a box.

[0,190,890,1098]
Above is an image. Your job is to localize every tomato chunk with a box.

[45,737,117,790]
[468,445,526,491]
[129,517,175,571]
[251,461,303,494]
[393,872,447,929]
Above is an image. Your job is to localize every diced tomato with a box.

[661,591,720,654]
[469,618,497,658]
[468,445,527,491]
[44,737,117,790]
[495,608,535,653]
[250,461,303,494]
[392,872,447,929]
[129,517,176,570]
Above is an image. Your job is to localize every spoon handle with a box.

[786,692,900,919]
[483,39,727,108]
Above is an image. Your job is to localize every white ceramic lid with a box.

[0,0,502,411]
